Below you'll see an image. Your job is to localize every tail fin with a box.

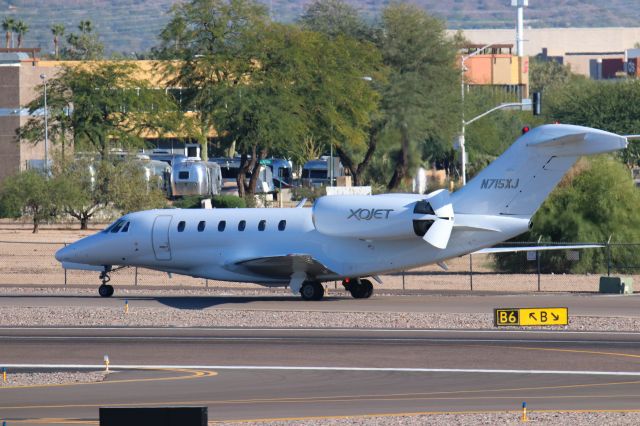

[451,124,627,217]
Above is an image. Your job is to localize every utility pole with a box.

[512,0,528,57]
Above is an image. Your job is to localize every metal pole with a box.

[469,254,473,291]
[537,250,541,292]
[330,143,334,186]
[134,267,138,286]
[64,243,67,286]
[460,57,466,186]
[41,74,49,176]
[517,5,525,57]
[402,270,405,290]
[607,237,612,277]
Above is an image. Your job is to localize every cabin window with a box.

[197,221,206,232]
[177,221,186,232]
[238,220,246,231]
[178,171,189,180]
[121,222,130,233]
[278,220,286,231]
[258,220,266,231]
[218,220,226,232]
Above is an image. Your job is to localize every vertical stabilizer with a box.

[451,124,627,217]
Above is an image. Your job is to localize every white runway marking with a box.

[3,326,640,336]
[5,363,640,376]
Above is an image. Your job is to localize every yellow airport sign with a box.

[494,307,568,327]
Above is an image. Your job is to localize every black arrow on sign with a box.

[551,313,559,321]
[529,313,537,321]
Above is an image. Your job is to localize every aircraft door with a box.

[152,215,172,261]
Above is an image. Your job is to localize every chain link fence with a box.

[0,240,637,292]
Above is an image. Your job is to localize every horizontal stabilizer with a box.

[474,244,604,255]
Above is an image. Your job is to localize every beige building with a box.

[453,28,640,78]
[0,51,56,183]
[455,28,640,57]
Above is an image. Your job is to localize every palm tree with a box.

[2,17,15,48]
[51,23,65,59]
[78,20,93,34]
[14,20,28,48]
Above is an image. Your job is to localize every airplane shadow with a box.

[143,295,347,310]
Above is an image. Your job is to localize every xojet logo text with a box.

[348,208,394,221]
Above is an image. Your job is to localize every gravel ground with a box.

[0,370,107,388]
[225,412,640,425]
[1,305,640,331]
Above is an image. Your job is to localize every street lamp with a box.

[459,43,507,185]
[40,73,49,176]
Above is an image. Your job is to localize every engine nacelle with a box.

[312,195,420,240]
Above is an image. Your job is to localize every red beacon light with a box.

[521,126,530,134]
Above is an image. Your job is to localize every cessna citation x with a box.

[56,124,628,300]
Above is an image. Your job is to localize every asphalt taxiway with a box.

[1,291,640,316]
[4,327,640,424]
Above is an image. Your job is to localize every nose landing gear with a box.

[98,268,114,298]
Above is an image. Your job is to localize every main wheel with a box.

[98,284,114,297]
[349,279,373,299]
[300,281,324,301]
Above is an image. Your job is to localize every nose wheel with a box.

[98,269,114,297]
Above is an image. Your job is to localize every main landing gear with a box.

[300,281,325,301]
[342,278,373,299]
[98,268,114,298]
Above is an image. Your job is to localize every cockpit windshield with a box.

[102,219,130,234]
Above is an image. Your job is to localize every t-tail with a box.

[451,124,628,218]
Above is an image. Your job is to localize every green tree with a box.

[14,20,28,48]
[380,4,460,190]
[2,17,15,48]
[18,62,179,160]
[298,0,384,186]
[61,20,104,60]
[545,79,640,166]
[155,0,269,196]
[495,156,640,273]
[300,0,373,41]
[55,157,166,230]
[51,24,65,60]
[0,170,65,233]
[529,58,578,93]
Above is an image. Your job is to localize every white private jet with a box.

[55,124,628,300]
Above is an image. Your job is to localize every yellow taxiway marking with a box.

[505,344,640,360]
[0,368,216,391]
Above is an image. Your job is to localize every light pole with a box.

[40,73,49,176]
[459,43,507,185]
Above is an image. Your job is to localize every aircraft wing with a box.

[228,254,338,280]
[474,244,604,254]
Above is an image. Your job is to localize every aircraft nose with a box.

[55,244,77,263]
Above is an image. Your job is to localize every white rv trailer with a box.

[170,159,222,198]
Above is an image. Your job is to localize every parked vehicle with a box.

[301,157,344,187]
[148,152,188,167]
[170,159,222,198]
[135,156,172,195]
[210,157,275,194]
[261,158,293,188]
